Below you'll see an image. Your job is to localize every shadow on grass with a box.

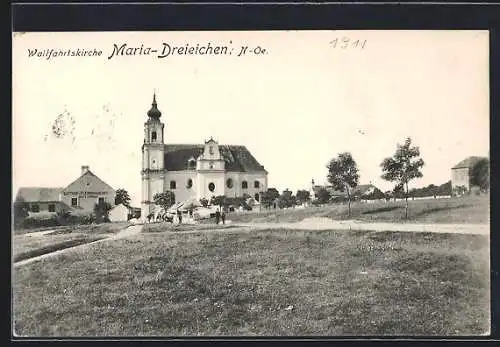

[361,206,402,215]
[412,204,471,217]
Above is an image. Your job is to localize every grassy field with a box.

[227,195,489,224]
[143,222,238,233]
[13,227,490,336]
[13,222,131,236]
[12,222,131,262]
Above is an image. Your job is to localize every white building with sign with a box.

[15,166,116,215]
[61,166,116,213]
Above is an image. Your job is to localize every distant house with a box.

[451,156,488,194]
[15,165,116,215]
[310,182,383,202]
[311,185,345,200]
[61,166,115,213]
[352,184,385,200]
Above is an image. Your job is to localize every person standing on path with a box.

[177,209,183,224]
[221,211,226,225]
[215,209,221,224]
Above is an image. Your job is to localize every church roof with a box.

[164,144,267,173]
[15,187,64,202]
[452,156,487,169]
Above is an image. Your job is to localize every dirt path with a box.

[13,218,488,268]
[233,217,489,235]
[13,225,144,268]
[21,229,56,238]
[143,217,488,237]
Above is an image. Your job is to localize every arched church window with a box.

[152,131,157,142]
[254,181,260,189]
[242,181,248,189]
[226,178,233,188]
[186,179,193,189]
[151,159,157,169]
[189,159,196,169]
[208,182,215,192]
[209,146,214,155]
[170,181,176,189]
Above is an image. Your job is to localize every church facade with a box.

[141,95,268,217]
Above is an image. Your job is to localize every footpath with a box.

[13,225,144,268]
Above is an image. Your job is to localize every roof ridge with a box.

[19,186,65,189]
[165,143,247,147]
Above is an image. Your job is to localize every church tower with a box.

[141,93,165,218]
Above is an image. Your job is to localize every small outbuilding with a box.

[109,203,129,222]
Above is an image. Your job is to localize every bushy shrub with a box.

[56,210,95,226]
[93,202,112,223]
[16,209,98,230]
[20,212,59,229]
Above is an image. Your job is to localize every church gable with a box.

[63,170,115,194]
[200,138,222,161]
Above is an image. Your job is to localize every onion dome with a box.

[147,93,162,119]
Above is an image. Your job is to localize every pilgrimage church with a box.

[141,94,268,217]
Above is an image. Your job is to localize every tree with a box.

[277,190,296,209]
[437,181,452,196]
[381,137,425,219]
[114,188,131,207]
[93,201,112,223]
[471,158,489,192]
[327,152,360,218]
[296,190,311,205]
[384,191,392,202]
[260,190,278,209]
[153,191,176,210]
[13,197,29,226]
[315,187,331,204]
[259,189,280,209]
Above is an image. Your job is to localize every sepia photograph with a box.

[12,30,490,337]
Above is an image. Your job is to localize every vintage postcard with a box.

[12,30,490,337]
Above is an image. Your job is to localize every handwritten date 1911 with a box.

[329,38,367,49]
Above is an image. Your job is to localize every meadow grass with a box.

[143,223,239,233]
[13,227,489,337]
[227,195,489,224]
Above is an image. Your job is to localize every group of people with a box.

[146,207,227,225]
[214,208,226,225]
